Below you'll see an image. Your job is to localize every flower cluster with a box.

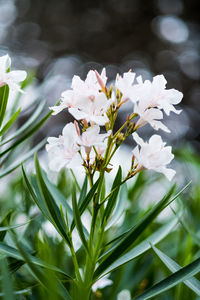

[47,68,183,181]
[0,54,27,92]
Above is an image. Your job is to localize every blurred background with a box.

[0,0,200,150]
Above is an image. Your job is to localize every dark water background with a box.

[0,0,200,150]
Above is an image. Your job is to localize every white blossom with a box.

[77,125,111,153]
[69,92,113,126]
[134,105,170,132]
[132,132,175,181]
[92,274,113,292]
[115,71,136,102]
[0,54,27,92]
[132,75,183,115]
[50,69,112,125]
[46,122,81,172]
[117,289,131,300]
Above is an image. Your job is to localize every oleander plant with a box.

[0,53,200,300]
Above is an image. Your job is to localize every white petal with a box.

[132,132,145,147]
[156,166,176,181]
[152,75,167,89]
[0,54,11,72]
[9,70,27,82]
[49,104,67,115]
[150,120,170,132]
[68,107,88,120]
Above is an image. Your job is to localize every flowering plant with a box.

[1,55,199,300]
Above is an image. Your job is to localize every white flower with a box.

[115,71,136,102]
[46,122,81,172]
[0,54,27,92]
[77,125,111,153]
[69,92,113,126]
[92,274,113,292]
[132,75,183,115]
[134,105,170,133]
[71,68,107,97]
[132,132,176,181]
[117,289,131,300]
[50,69,111,125]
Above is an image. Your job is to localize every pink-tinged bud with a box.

[85,146,91,154]
[83,119,88,127]
[95,70,106,90]
[74,120,80,136]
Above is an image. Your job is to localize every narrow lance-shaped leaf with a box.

[99,217,179,278]
[0,221,30,232]
[12,233,72,300]
[0,108,21,136]
[70,178,100,232]
[72,186,89,254]
[94,182,190,279]
[102,166,122,225]
[0,85,9,128]
[35,154,72,246]
[41,171,74,224]
[0,211,13,241]
[134,256,200,300]
[0,99,46,146]
[151,244,200,296]
[22,165,51,221]
[105,183,128,231]
[0,108,52,158]
[0,241,71,279]
[0,288,31,297]
[0,257,15,300]
[0,139,46,178]
[78,175,88,205]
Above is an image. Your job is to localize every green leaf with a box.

[152,244,200,295]
[78,175,88,205]
[105,184,128,232]
[0,288,31,297]
[0,242,71,279]
[0,99,45,146]
[102,166,122,225]
[22,165,51,220]
[0,211,13,242]
[0,108,21,136]
[134,256,200,299]
[99,217,179,278]
[34,154,71,246]
[72,186,89,254]
[0,139,46,178]
[94,183,190,279]
[13,235,72,300]
[0,257,15,300]
[0,221,30,232]
[0,108,52,158]
[0,85,9,128]
[41,171,74,224]
[70,178,100,232]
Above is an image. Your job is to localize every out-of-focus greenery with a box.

[0,144,200,299]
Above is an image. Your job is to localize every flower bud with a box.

[115,132,124,147]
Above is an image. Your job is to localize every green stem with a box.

[70,243,82,283]
[113,112,137,139]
